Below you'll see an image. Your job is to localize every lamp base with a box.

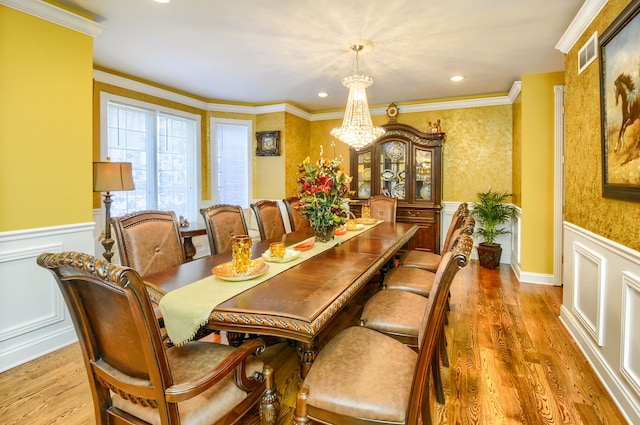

[101,192,114,262]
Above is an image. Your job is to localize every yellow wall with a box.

[285,113,310,197]
[255,113,285,199]
[520,72,565,273]
[565,0,640,251]
[0,6,93,231]
[310,105,513,203]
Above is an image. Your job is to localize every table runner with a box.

[159,222,381,345]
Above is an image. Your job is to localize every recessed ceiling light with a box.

[450,75,464,82]
[154,0,171,3]
[318,92,329,98]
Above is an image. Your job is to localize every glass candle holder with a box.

[232,235,252,276]
[362,205,370,219]
[270,242,286,259]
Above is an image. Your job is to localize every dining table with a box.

[144,220,418,376]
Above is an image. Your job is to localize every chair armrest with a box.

[165,338,266,402]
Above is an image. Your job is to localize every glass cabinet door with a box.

[415,147,432,201]
[379,141,407,200]
[356,150,372,199]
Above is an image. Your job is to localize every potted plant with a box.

[470,189,518,269]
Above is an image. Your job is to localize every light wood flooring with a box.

[0,261,628,424]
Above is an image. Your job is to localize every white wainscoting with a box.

[561,222,640,424]
[0,222,96,372]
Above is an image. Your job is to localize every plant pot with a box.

[313,225,335,243]
[477,242,502,269]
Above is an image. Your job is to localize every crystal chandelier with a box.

[331,44,385,150]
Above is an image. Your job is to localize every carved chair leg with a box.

[259,365,279,425]
[293,387,312,425]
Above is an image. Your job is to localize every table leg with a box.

[183,236,196,262]
[295,341,317,378]
[227,332,246,347]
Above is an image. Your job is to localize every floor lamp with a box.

[93,159,134,262]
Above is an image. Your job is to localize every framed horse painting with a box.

[600,0,640,201]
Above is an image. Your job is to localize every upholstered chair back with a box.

[369,195,397,222]
[250,200,286,241]
[200,204,249,254]
[111,210,186,279]
[283,196,310,232]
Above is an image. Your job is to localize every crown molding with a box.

[94,69,211,109]
[509,81,522,102]
[310,95,513,121]
[0,0,105,37]
[556,0,607,53]
[95,69,518,120]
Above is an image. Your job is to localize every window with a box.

[100,93,200,221]
[210,118,252,207]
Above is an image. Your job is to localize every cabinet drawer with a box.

[397,209,436,221]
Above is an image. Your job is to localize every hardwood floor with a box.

[0,261,628,424]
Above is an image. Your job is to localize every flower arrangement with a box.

[297,144,352,240]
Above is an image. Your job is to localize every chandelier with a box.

[330,44,385,150]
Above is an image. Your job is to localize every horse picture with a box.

[601,2,640,193]
[613,72,640,155]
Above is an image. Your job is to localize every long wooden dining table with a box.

[144,221,418,376]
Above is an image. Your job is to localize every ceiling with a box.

[56,0,585,112]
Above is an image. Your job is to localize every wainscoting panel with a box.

[0,223,96,372]
[621,272,640,396]
[572,242,605,346]
[561,222,640,424]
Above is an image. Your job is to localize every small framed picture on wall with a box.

[256,131,280,156]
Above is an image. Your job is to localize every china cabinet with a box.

[349,122,444,252]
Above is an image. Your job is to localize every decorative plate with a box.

[294,239,316,251]
[398,170,406,181]
[362,168,371,181]
[212,259,270,281]
[385,141,405,160]
[391,183,405,199]
[358,182,371,198]
[362,152,371,163]
[381,169,395,181]
[356,218,379,225]
[334,226,348,236]
[261,248,301,263]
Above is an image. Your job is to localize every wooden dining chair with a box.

[37,251,278,425]
[400,202,469,271]
[359,234,473,404]
[251,200,286,241]
[111,210,187,281]
[283,196,310,232]
[200,204,249,254]
[369,195,398,222]
[292,231,459,425]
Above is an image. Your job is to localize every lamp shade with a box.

[93,161,134,192]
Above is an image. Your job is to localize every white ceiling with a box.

[56,0,586,112]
